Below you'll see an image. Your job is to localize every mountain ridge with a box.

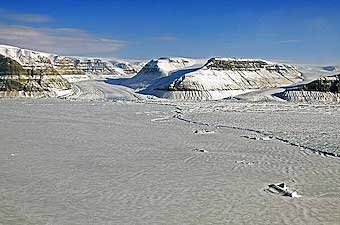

[138,57,303,100]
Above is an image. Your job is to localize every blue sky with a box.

[0,0,339,63]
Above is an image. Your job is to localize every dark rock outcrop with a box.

[275,74,340,103]
[0,55,72,97]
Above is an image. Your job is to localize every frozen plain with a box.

[1,81,340,225]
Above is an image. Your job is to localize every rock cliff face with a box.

[140,57,303,100]
[75,58,124,75]
[0,54,72,97]
[53,57,85,75]
[275,74,340,103]
[0,44,126,77]
[300,75,340,93]
[170,58,302,91]
[0,44,146,97]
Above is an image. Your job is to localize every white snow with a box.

[126,57,199,89]
[2,44,340,103]
[1,96,340,224]
[140,57,303,100]
[0,44,57,67]
[2,43,340,225]
[0,44,136,77]
[294,64,340,83]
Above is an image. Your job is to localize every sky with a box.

[0,0,339,63]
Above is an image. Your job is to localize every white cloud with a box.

[0,9,51,23]
[277,39,302,44]
[151,35,177,41]
[0,24,126,56]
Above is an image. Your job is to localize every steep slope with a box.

[0,55,72,97]
[275,74,340,103]
[0,44,127,77]
[111,61,146,75]
[54,57,85,75]
[0,44,57,67]
[141,57,303,100]
[74,58,125,76]
[126,57,197,89]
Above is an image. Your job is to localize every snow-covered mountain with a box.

[110,60,146,75]
[0,44,306,100]
[0,44,129,76]
[126,57,198,89]
[139,57,303,100]
[0,54,72,97]
[275,74,340,103]
[0,44,146,97]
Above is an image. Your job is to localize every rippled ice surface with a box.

[180,102,340,155]
[1,98,340,225]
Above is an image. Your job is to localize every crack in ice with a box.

[173,114,340,159]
